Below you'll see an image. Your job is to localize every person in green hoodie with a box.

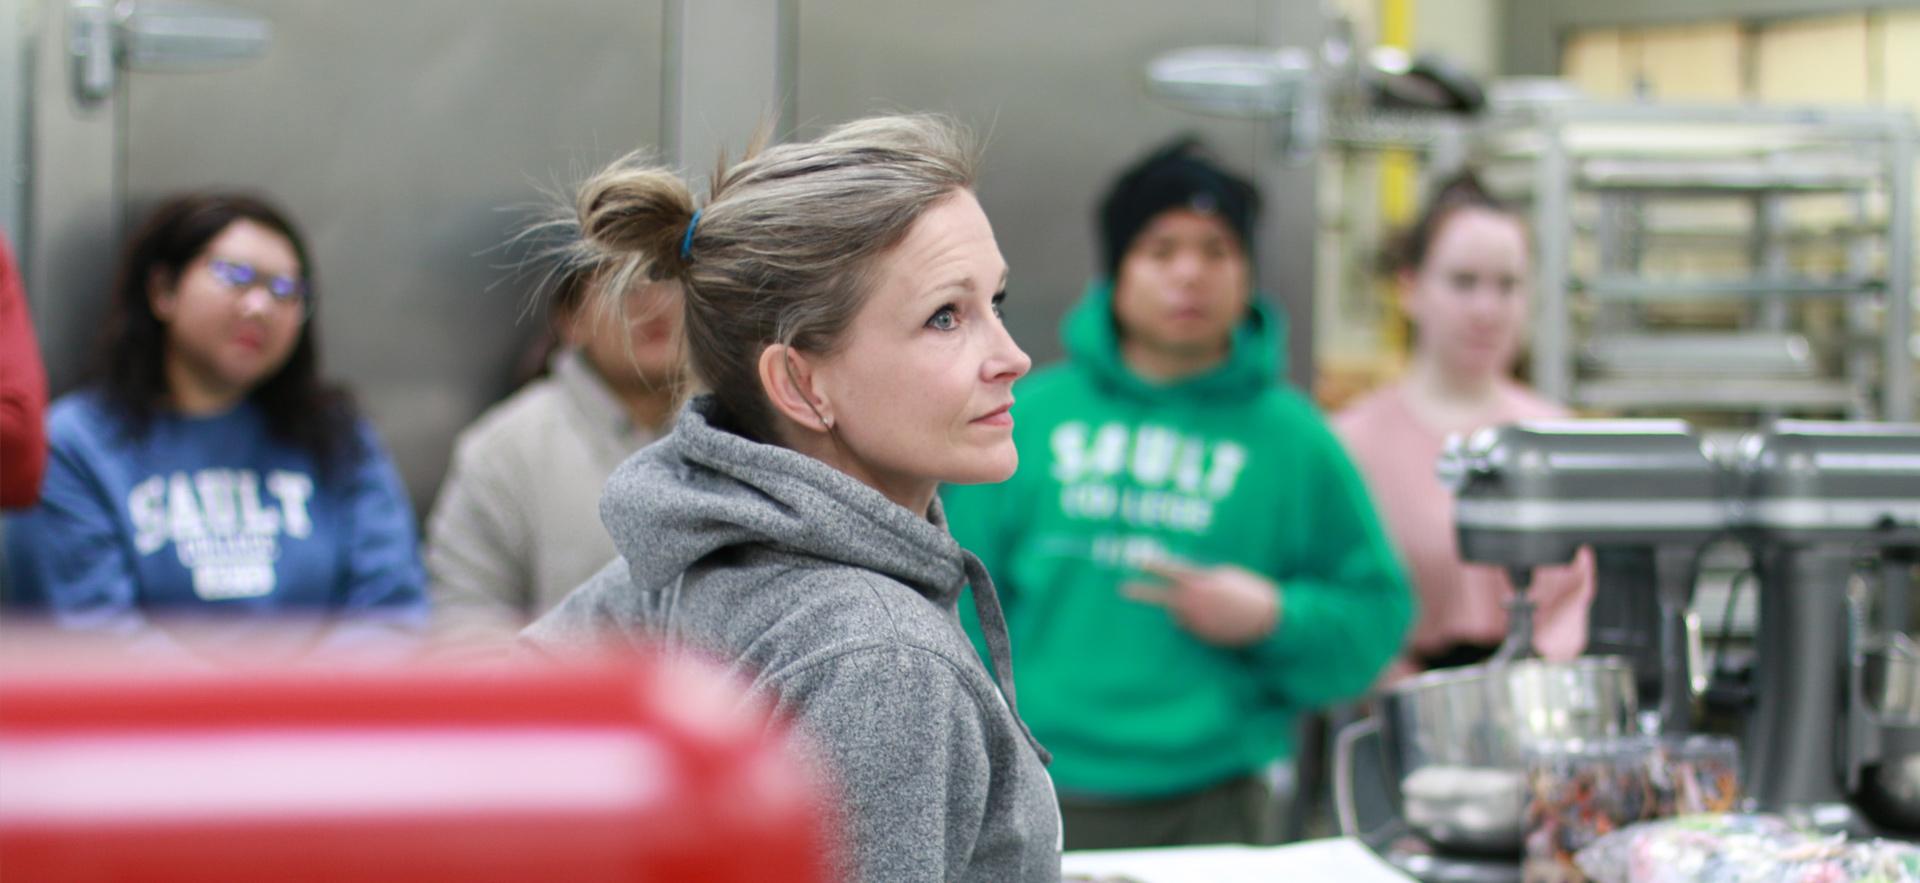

[942,137,1414,850]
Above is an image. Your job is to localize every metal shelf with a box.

[1465,99,1912,420]
[1573,378,1861,412]
[1482,102,1916,157]
[1577,158,1882,194]
[1555,108,1908,424]
[1575,276,1885,300]
[1581,332,1817,379]
[1325,109,1472,151]
[1571,221,1887,242]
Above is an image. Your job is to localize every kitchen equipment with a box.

[1855,636,1920,831]
[1340,418,1726,882]
[1343,657,1639,858]
[1439,419,1726,732]
[1344,656,1643,875]
[1342,416,1920,883]
[1732,420,1920,831]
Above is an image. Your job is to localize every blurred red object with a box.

[0,644,840,882]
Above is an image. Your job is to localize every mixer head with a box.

[1439,419,1727,568]
[1734,420,1920,549]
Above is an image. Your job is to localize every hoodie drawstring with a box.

[960,550,1052,766]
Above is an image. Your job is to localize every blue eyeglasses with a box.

[206,258,309,304]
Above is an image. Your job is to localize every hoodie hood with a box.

[601,395,969,604]
[1061,278,1288,404]
[598,395,1045,764]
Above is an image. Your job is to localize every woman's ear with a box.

[148,268,179,322]
[756,343,834,432]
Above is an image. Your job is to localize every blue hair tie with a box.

[680,208,703,262]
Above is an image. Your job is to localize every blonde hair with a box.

[566,114,979,441]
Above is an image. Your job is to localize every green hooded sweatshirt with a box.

[942,280,1414,799]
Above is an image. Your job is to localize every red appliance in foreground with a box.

[0,648,840,882]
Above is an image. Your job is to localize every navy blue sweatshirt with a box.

[5,391,428,662]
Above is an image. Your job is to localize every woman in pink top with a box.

[1333,172,1595,673]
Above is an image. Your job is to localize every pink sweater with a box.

[1332,382,1594,668]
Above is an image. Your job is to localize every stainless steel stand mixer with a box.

[1336,420,1724,881]
[1731,420,1920,832]
[1336,417,1920,883]
[1440,419,1729,733]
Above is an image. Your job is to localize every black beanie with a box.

[1097,136,1261,279]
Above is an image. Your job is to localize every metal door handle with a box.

[69,1,116,105]
[68,0,271,106]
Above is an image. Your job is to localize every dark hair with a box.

[1381,170,1517,275]
[1097,136,1260,279]
[99,192,359,473]
[546,258,601,321]
[502,259,605,391]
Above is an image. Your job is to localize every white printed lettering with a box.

[128,476,168,555]
[1089,423,1129,478]
[194,469,239,536]
[266,471,314,539]
[1206,442,1248,499]
[1061,483,1120,519]
[166,472,206,541]
[1050,423,1089,482]
[119,466,315,601]
[236,471,280,536]
[1130,426,1178,487]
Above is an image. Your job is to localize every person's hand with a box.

[1122,560,1281,648]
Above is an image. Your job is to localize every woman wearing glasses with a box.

[4,193,428,665]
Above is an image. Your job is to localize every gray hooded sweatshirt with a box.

[522,395,1061,883]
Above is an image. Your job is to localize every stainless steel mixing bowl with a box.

[1854,637,1920,832]
[1377,656,1640,855]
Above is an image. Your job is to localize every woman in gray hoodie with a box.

[520,115,1061,882]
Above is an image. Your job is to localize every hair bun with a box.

[575,162,697,275]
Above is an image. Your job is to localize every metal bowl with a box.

[1378,656,1639,855]
[1863,638,1920,723]
[1855,639,1920,832]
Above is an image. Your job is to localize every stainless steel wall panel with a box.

[792,1,1286,370]
[117,0,665,507]
[23,0,122,398]
[665,0,792,167]
[1,0,31,245]
[1259,0,1326,387]
[22,0,1328,512]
